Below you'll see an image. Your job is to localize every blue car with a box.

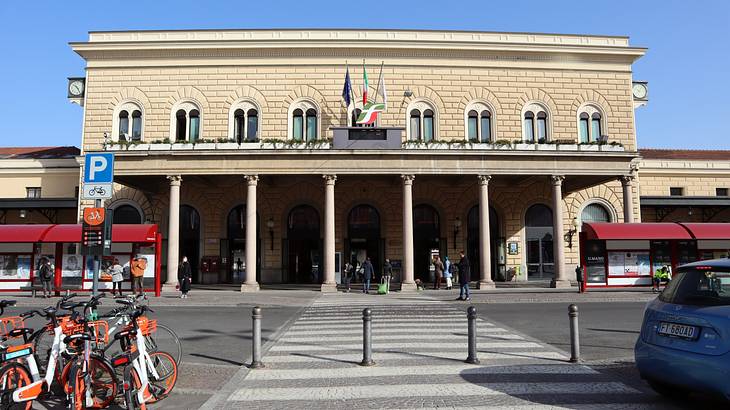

[635,258,730,401]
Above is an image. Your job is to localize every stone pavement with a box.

[202,292,675,409]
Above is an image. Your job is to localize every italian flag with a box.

[362,62,368,105]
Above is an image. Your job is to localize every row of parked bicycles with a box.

[0,293,180,409]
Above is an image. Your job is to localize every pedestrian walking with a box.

[130,256,147,296]
[382,259,393,292]
[362,257,374,294]
[433,255,444,290]
[178,256,192,298]
[108,258,124,297]
[343,262,353,292]
[457,250,471,301]
[443,256,453,290]
[38,257,53,298]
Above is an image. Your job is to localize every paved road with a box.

[205,293,680,409]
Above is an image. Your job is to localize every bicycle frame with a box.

[12,323,64,402]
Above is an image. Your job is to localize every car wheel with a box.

[647,379,688,399]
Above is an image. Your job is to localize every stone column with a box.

[321,175,338,292]
[620,175,635,223]
[241,175,260,292]
[478,175,495,289]
[165,175,182,287]
[401,175,417,291]
[550,175,571,288]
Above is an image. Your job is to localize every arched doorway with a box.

[346,205,382,279]
[179,205,201,283]
[226,205,260,284]
[413,204,442,283]
[112,204,143,224]
[525,204,554,280]
[285,205,321,283]
[466,205,503,281]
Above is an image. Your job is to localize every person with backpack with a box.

[38,257,53,298]
[443,256,453,290]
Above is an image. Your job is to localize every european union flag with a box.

[342,66,352,107]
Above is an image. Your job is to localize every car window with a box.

[660,268,730,306]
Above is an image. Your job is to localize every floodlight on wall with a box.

[403,89,413,97]
[564,216,579,249]
[19,210,27,219]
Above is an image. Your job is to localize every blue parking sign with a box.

[84,153,115,184]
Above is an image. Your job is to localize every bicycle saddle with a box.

[7,328,33,338]
[0,300,16,308]
[63,333,92,345]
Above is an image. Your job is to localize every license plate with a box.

[658,322,699,340]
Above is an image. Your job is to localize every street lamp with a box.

[453,217,462,246]
[267,218,275,251]
[564,216,579,249]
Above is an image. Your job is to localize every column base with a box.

[550,279,573,289]
[240,283,260,293]
[320,283,338,293]
[400,282,418,292]
[162,283,179,293]
[478,281,496,289]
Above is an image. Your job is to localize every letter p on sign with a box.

[84,153,115,184]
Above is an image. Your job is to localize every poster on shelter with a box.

[608,252,625,276]
[62,255,83,277]
[0,255,29,279]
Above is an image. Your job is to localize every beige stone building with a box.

[0,147,80,224]
[69,28,652,290]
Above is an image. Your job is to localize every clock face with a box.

[632,83,647,99]
[69,80,84,96]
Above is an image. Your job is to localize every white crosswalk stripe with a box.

[222,294,647,408]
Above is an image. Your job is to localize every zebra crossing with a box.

[216,293,663,409]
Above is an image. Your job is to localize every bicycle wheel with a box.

[145,324,182,365]
[144,351,178,403]
[0,362,32,410]
[125,368,147,410]
[61,355,117,408]
[67,364,85,410]
[31,327,54,375]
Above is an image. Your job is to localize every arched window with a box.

[113,101,144,142]
[467,110,478,141]
[288,99,319,141]
[522,103,550,142]
[480,110,491,142]
[464,102,494,142]
[118,111,129,141]
[112,204,143,224]
[581,203,611,224]
[229,100,260,143]
[578,105,606,143]
[407,100,437,142]
[526,204,553,227]
[171,101,202,142]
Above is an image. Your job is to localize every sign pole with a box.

[93,198,101,297]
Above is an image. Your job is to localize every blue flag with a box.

[342,66,352,107]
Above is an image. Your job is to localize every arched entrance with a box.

[525,204,554,280]
[346,205,382,279]
[285,205,321,283]
[112,204,143,224]
[179,205,201,284]
[466,205,503,281]
[413,204,442,283]
[226,205,260,284]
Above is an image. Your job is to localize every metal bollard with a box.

[465,306,480,364]
[360,308,375,366]
[250,306,264,368]
[568,304,580,363]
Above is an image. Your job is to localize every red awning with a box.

[0,225,54,243]
[680,223,730,240]
[582,223,694,240]
[0,224,158,244]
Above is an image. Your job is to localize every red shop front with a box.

[579,222,730,288]
[0,224,162,296]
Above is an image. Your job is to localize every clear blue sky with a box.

[1,1,728,149]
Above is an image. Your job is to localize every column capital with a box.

[619,175,635,185]
[401,174,415,184]
[322,174,337,185]
[477,175,491,185]
[550,175,565,186]
[245,175,259,185]
[167,175,182,185]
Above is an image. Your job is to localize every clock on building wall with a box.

[67,77,86,98]
[632,82,648,101]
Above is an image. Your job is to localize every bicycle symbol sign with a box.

[83,207,106,226]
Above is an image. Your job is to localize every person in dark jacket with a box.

[178,256,192,299]
[362,257,374,294]
[457,250,471,301]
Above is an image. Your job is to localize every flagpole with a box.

[374,60,384,105]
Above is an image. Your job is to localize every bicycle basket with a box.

[87,320,109,346]
[60,317,84,336]
[0,316,25,339]
[129,317,157,336]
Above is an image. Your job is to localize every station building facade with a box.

[70,29,651,291]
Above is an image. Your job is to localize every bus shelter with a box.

[0,224,162,296]
[579,222,730,288]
